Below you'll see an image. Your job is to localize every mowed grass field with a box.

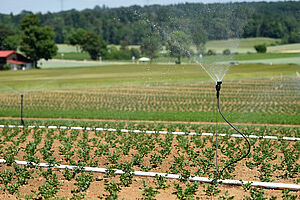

[55,38,300,66]
[0,63,299,124]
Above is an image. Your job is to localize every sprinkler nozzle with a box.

[216,81,222,98]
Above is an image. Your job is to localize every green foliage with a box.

[63,167,76,181]
[140,33,162,62]
[282,189,298,200]
[218,190,234,200]
[73,172,93,193]
[282,31,300,44]
[254,44,267,53]
[207,49,216,56]
[223,49,231,55]
[203,183,220,196]
[80,32,107,60]
[173,181,200,200]
[0,169,19,195]
[68,28,87,52]
[0,121,298,198]
[98,180,121,200]
[118,162,134,187]
[34,168,62,199]
[243,184,267,200]
[190,23,207,53]
[2,64,10,70]
[154,175,169,189]
[1,2,300,45]
[106,45,136,60]
[140,181,160,200]
[166,31,192,64]
[0,24,19,50]
[19,14,58,67]
[13,164,33,186]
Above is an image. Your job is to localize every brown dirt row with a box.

[0,117,299,127]
[1,168,298,200]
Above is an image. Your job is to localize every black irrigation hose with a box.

[215,82,251,182]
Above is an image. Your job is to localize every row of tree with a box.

[2,13,196,65]
[0,1,299,45]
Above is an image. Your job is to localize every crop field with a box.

[0,121,298,199]
[0,64,299,124]
[0,63,299,199]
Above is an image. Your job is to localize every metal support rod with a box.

[21,94,24,126]
[215,81,222,178]
[216,99,219,174]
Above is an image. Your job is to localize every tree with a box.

[19,14,57,68]
[68,28,87,52]
[0,24,19,50]
[166,31,192,64]
[80,32,107,60]
[254,44,267,53]
[190,23,207,53]
[140,33,162,63]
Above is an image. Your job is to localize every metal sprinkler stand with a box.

[215,81,222,180]
[20,94,24,126]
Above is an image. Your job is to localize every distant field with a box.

[237,56,300,65]
[268,43,300,53]
[39,59,111,68]
[53,52,91,60]
[56,38,300,65]
[57,44,140,54]
[206,37,280,53]
[0,64,299,124]
[57,44,80,53]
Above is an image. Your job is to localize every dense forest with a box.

[0,1,299,45]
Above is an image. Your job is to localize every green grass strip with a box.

[0,110,298,125]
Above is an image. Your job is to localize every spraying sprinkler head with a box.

[216,81,222,98]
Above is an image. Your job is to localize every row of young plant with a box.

[0,126,298,199]
[0,78,298,115]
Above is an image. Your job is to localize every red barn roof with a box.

[7,59,27,65]
[0,50,16,57]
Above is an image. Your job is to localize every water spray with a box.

[214,81,251,182]
[20,94,24,126]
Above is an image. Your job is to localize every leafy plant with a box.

[282,189,298,200]
[218,190,234,200]
[98,180,121,200]
[140,180,160,200]
[73,172,93,193]
[154,174,169,189]
[203,183,220,196]
[173,181,200,200]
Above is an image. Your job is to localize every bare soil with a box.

[0,128,299,199]
[1,117,299,127]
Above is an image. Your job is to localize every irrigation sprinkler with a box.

[214,81,251,182]
[20,93,24,126]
